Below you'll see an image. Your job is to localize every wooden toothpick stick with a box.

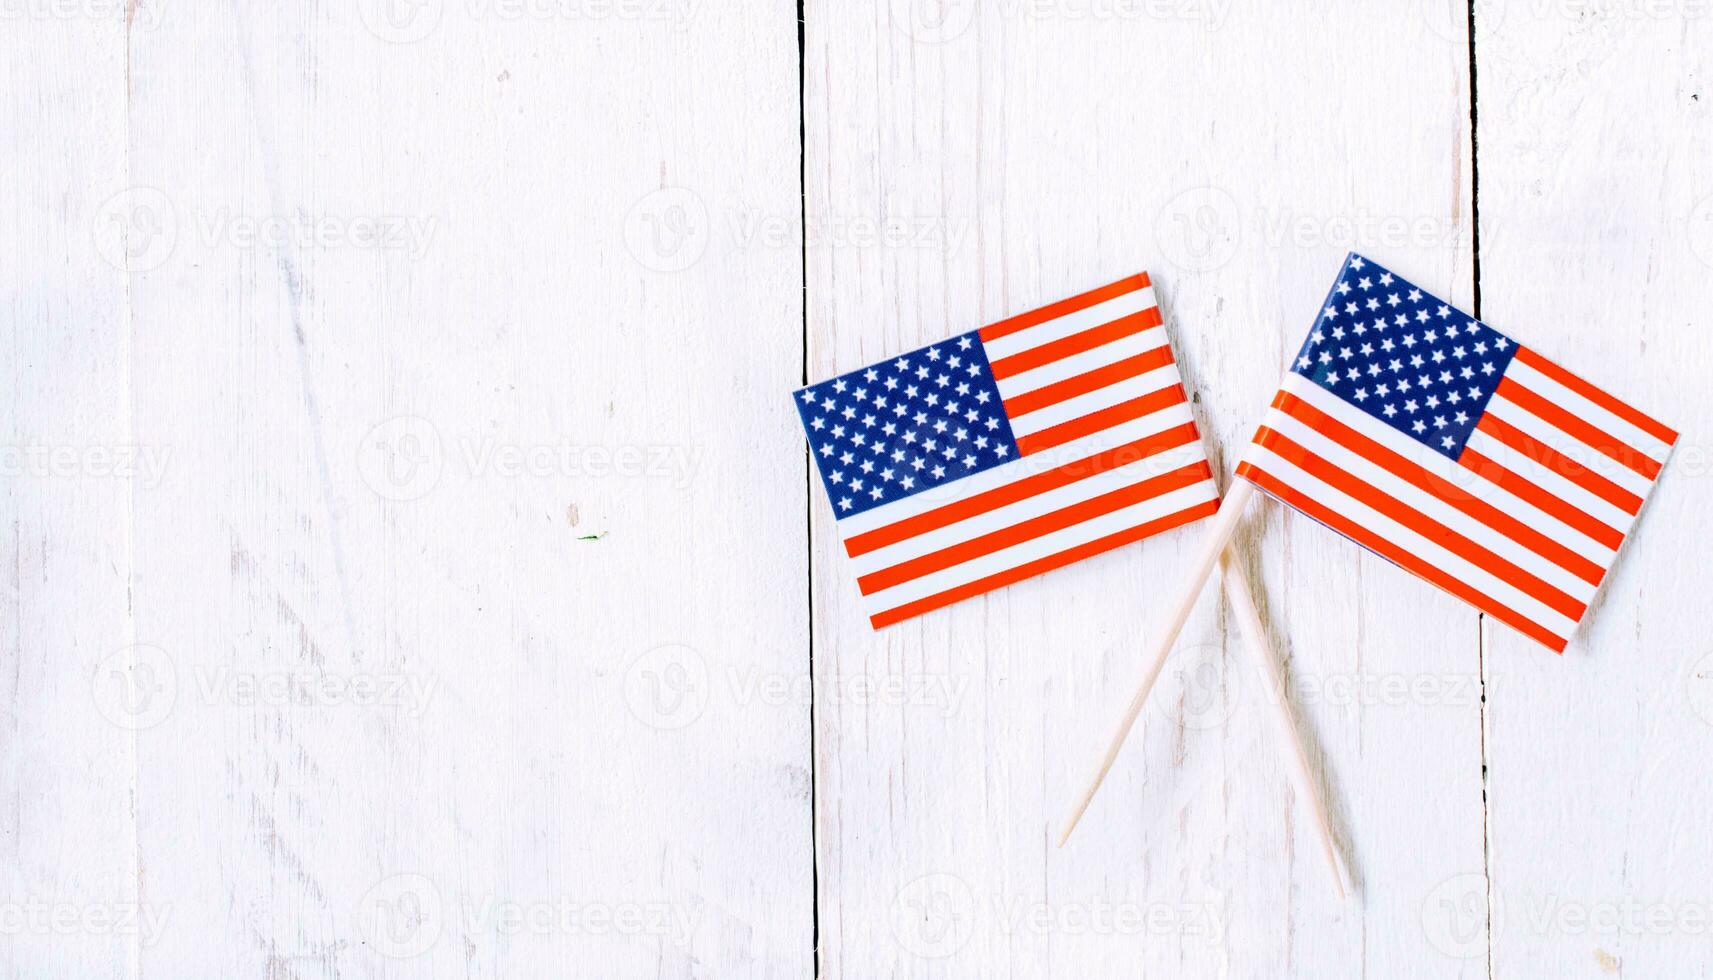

[1218,547,1351,898]
[1057,478,1351,895]
[1056,481,1257,847]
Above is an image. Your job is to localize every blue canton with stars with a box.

[1291,253,1519,460]
[794,331,1021,518]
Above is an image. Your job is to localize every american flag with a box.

[1235,254,1677,652]
[796,273,1219,628]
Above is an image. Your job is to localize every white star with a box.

[1358,276,1373,290]
[900,477,915,490]
[926,346,941,361]
[838,497,852,511]
[1351,256,1367,270]
[811,417,825,430]
[995,445,1010,458]
[1337,281,1352,295]
[1412,420,1427,434]
[1383,403,1398,418]
[957,336,972,350]
[1379,272,1394,286]
[834,379,848,393]
[800,389,816,402]
[932,465,946,479]
[864,368,878,382]
[1441,436,1456,450]
[1325,305,1339,319]
[1408,289,1422,302]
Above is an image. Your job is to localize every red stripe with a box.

[844,422,1202,558]
[856,460,1214,594]
[868,496,1217,629]
[1252,427,1586,623]
[978,273,1151,343]
[1458,447,1625,552]
[1475,413,1643,515]
[987,307,1163,380]
[1512,345,1677,447]
[1237,461,1568,653]
[1273,393,1606,586]
[1002,345,1176,418]
[1015,383,1188,456]
[1494,376,1662,481]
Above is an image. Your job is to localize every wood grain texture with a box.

[8,0,1711,976]
[1,13,139,979]
[1476,6,1713,977]
[805,2,1486,976]
[9,2,810,976]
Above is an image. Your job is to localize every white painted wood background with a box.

[4,0,1710,976]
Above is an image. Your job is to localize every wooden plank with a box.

[0,12,140,979]
[1476,8,1713,978]
[117,4,809,975]
[805,2,1488,975]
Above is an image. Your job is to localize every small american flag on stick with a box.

[1236,253,1677,652]
[796,273,1218,628]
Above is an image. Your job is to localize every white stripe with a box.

[1464,428,1636,533]
[1263,409,1597,604]
[1243,445,1578,641]
[848,443,1209,577]
[1504,357,1673,463]
[862,481,1219,617]
[836,402,1201,537]
[1484,394,1654,499]
[1275,376,1617,566]
[980,287,1157,362]
[992,326,1167,398]
[1006,366,1182,438]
